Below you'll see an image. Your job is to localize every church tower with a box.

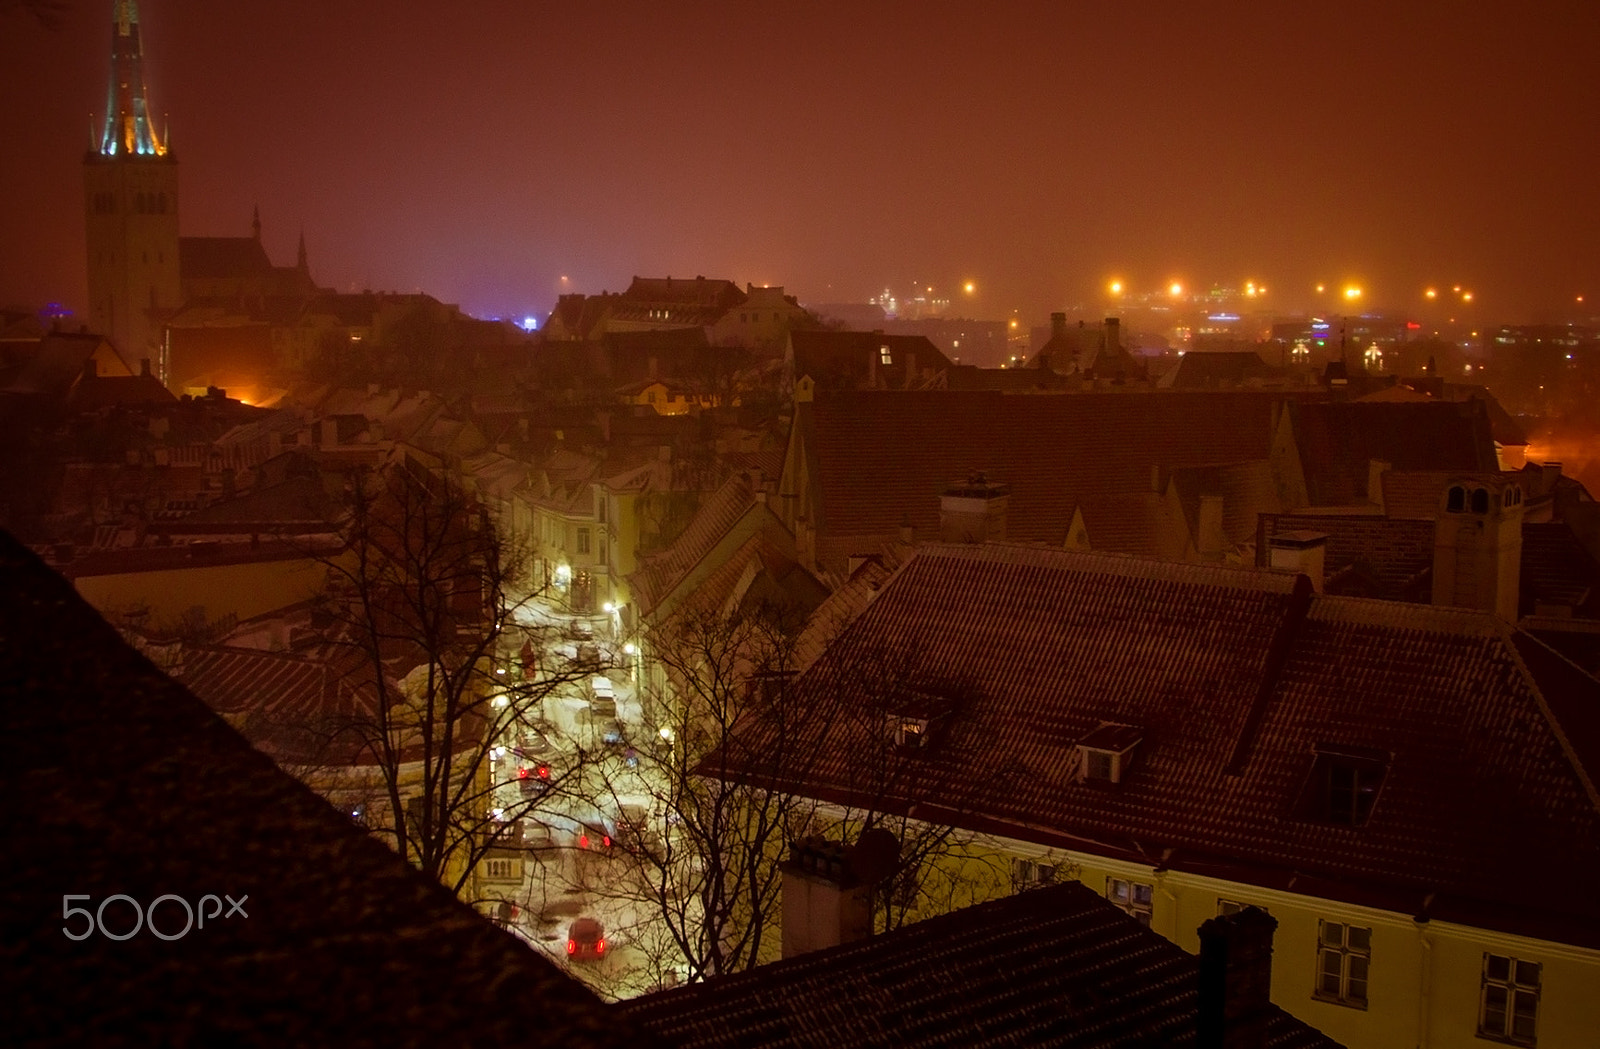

[83,0,181,372]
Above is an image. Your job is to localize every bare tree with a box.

[575,605,1019,990]
[580,603,831,986]
[312,456,588,896]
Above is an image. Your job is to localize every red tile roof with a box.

[793,390,1289,556]
[718,544,1600,948]
[1289,400,1499,505]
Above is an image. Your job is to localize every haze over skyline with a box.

[2,0,1597,326]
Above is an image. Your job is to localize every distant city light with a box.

[1344,286,1362,300]
[1109,280,1124,295]
[521,316,538,331]
[1425,288,1438,299]
[1315,284,1326,294]
[1461,291,1474,302]
[963,281,975,295]
[1168,282,1183,297]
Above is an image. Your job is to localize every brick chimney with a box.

[940,473,1009,543]
[781,834,897,958]
[1197,906,1278,1049]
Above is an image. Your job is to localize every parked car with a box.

[566,917,606,962]
[599,718,626,746]
[515,728,553,760]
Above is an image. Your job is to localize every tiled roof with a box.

[1067,491,1169,557]
[623,881,1338,1049]
[1289,401,1499,505]
[795,390,1287,550]
[629,474,757,616]
[1258,513,1435,601]
[1377,469,1457,520]
[176,644,376,765]
[713,543,1600,948]
[0,530,658,1048]
[789,331,955,389]
[1163,350,1275,389]
[622,276,745,310]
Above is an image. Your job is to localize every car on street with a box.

[517,761,552,796]
[566,917,606,962]
[515,728,554,760]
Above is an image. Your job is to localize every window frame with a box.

[1312,919,1371,1009]
[1105,877,1154,926]
[1478,952,1540,1046]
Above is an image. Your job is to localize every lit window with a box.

[1314,920,1370,1008]
[894,717,929,749]
[1480,953,1540,1045]
[1106,878,1154,925]
[880,346,893,365]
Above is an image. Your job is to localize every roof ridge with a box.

[1506,629,1600,815]
[916,541,1305,593]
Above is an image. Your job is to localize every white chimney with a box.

[1268,531,1328,592]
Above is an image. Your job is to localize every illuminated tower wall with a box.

[84,0,180,370]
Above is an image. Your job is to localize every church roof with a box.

[180,236,275,281]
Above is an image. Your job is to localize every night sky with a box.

[2,0,1597,326]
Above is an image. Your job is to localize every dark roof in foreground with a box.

[0,529,657,1049]
[622,881,1340,1049]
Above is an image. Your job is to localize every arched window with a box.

[1447,486,1465,513]
[1471,488,1489,514]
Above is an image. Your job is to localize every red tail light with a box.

[538,765,550,779]
[518,767,529,779]
[603,835,611,848]
[596,938,606,954]
[566,939,576,955]
[579,834,589,849]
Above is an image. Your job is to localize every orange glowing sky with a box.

[2,0,1598,326]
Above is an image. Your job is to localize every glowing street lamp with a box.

[1425,288,1438,300]
[963,281,976,295]
[1343,286,1362,301]
[1168,281,1184,297]
[1109,279,1124,296]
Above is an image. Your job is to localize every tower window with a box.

[1471,488,1490,513]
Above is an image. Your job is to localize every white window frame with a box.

[1106,877,1154,925]
[1479,952,1540,1045]
[1313,920,1371,1008]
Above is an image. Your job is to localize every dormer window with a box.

[879,345,893,365]
[895,717,930,749]
[1077,723,1143,784]
[1300,744,1389,826]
